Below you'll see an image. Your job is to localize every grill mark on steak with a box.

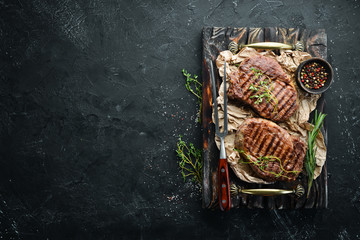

[271,138,284,156]
[255,98,269,114]
[249,123,261,141]
[241,72,257,90]
[282,99,298,120]
[272,82,285,98]
[255,83,280,117]
[274,84,287,103]
[244,75,266,100]
[292,138,306,173]
[259,134,276,157]
[239,70,254,88]
[274,87,288,112]
[284,151,295,170]
[239,55,291,84]
[263,134,276,156]
[277,90,293,111]
[235,118,306,182]
[257,90,275,115]
[276,97,297,122]
[227,71,242,99]
[278,97,297,121]
[227,55,298,121]
[254,132,268,155]
[278,143,291,160]
[267,84,285,116]
[250,128,264,153]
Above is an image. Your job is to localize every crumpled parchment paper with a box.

[213,48,327,184]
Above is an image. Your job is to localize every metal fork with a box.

[210,60,231,211]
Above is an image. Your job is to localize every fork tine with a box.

[210,59,228,136]
[223,60,228,135]
[210,61,220,134]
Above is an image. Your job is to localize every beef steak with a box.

[228,55,298,122]
[235,118,306,182]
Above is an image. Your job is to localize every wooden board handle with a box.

[218,158,231,211]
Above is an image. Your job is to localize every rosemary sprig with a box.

[176,136,203,186]
[182,69,202,123]
[305,110,326,198]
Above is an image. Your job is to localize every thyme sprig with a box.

[182,69,202,123]
[305,110,326,198]
[235,149,301,180]
[250,67,263,79]
[248,68,278,113]
[176,136,203,186]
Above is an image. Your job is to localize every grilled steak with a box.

[228,55,298,122]
[235,118,305,182]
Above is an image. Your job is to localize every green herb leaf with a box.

[249,84,258,91]
[176,136,203,186]
[305,110,326,198]
[247,71,278,114]
[234,148,301,180]
[182,69,202,123]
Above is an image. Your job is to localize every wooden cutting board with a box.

[201,27,328,209]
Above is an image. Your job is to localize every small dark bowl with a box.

[296,57,333,94]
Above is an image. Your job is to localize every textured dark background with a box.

[0,0,359,239]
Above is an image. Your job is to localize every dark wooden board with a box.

[201,27,328,209]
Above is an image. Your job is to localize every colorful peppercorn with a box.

[300,62,327,90]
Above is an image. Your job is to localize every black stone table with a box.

[1,0,359,239]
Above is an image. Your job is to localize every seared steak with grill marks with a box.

[235,118,305,182]
[228,55,298,122]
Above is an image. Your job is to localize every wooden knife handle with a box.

[218,158,231,211]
